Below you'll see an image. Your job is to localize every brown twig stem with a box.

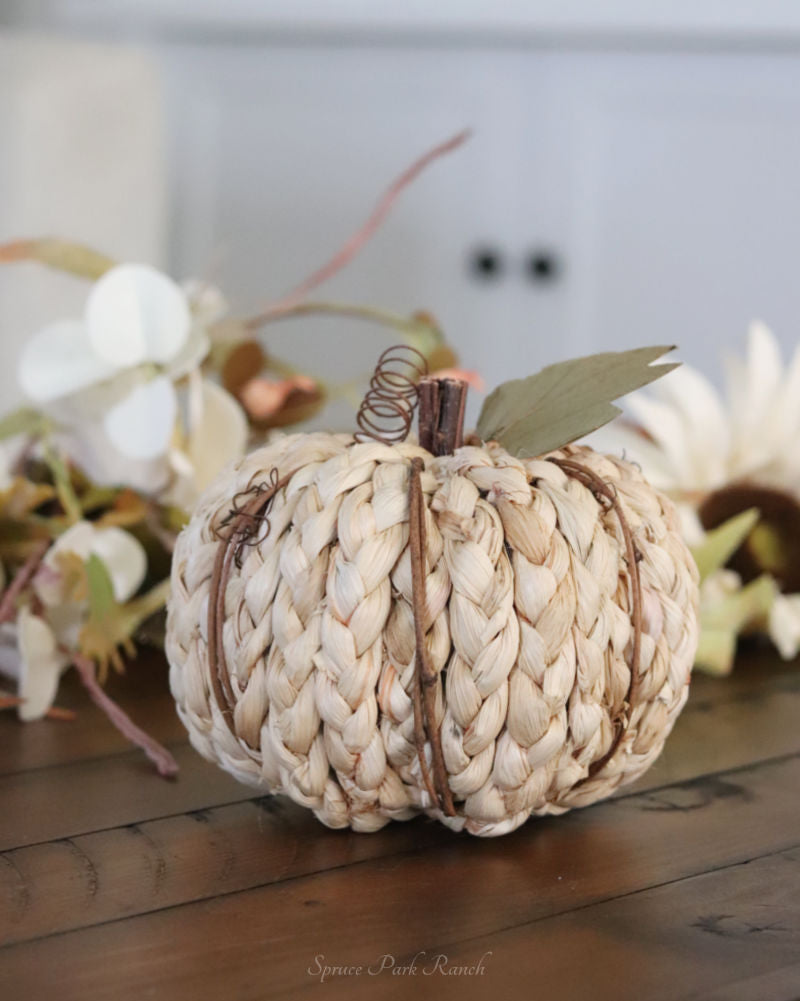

[408,456,456,816]
[549,456,643,780]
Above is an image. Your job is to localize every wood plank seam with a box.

[384,841,800,969]
[0,736,190,781]
[5,743,799,856]
[2,749,799,949]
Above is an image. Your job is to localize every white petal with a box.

[651,366,730,484]
[18,321,117,402]
[103,376,177,460]
[57,422,170,495]
[726,321,782,444]
[86,264,191,367]
[16,608,68,721]
[187,380,248,491]
[588,422,679,492]
[90,526,148,602]
[168,325,211,380]
[675,503,707,547]
[47,521,96,563]
[624,393,697,489]
[747,320,783,400]
[769,593,800,660]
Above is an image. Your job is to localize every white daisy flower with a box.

[592,322,800,672]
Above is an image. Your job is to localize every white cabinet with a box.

[159,42,800,395]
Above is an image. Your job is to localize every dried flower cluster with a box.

[0,134,472,767]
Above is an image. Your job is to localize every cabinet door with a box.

[540,51,800,375]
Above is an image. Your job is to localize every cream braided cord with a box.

[167,434,699,837]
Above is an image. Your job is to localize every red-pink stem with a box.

[247,129,471,327]
[72,654,179,778]
[0,539,49,624]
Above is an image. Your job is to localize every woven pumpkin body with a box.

[166,432,699,836]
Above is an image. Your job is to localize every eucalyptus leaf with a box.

[691,508,760,583]
[476,346,678,457]
[0,238,115,281]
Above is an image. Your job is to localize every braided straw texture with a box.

[166,433,699,837]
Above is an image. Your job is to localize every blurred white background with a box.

[4,1,800,415]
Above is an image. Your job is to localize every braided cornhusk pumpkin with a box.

[166,432,699,836]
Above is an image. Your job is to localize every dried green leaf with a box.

[85,553,116,622]
[476,346,678,457]
[0,238,115,281]
[0,407,50,442]
[79,575,170,681]
[43,448,82,525]
[693,628,737,676]
[692,508,760,583]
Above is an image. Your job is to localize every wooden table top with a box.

[1,646,799,1000]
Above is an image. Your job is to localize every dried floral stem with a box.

[43,705,78,721]
[246,130,470,325]
[246,300,436,338]
[549,456,643,779]
[127,578,173,629]
[43,447,82,524]
[72,653,178,777]
[0,539,49,624]
[408,456,456,816]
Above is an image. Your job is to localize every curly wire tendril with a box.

[355,344,429,445]
[213,468,282,568]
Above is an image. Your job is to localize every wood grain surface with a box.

[1,646,799,1000]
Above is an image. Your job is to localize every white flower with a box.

[593,322,800,668]
[35,521,147,648]
[769,593,800,660]
[0,521,147,720]
[20,264,205,460]
[593,322,800,495]
[17,263,247,501]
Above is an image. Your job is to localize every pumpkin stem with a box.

[417,378,467,455]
